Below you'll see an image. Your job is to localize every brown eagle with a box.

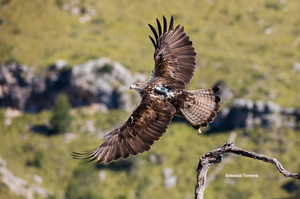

[72,16,221,164]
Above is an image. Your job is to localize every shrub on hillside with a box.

[49,94,71,135]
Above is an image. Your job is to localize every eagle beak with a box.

[130,84,135,90]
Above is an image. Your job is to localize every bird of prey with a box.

[72,16,221,164]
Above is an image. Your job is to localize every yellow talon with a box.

[198,128,202,135]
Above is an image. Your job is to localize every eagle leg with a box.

[197,128,202,135]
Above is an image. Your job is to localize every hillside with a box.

[1,108,300,199]
[1,0,300,107]
[1,0,300,199]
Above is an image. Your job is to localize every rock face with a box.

[162,168,177,188]
[0,58,146,113]
[1,59,299,130]
[0,156,52,199]
[211,98,300,130]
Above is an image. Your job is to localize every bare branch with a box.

[194,142,300,199]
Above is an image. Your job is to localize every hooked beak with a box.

[130,84,135,90]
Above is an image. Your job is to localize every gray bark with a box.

[194,142,300,199]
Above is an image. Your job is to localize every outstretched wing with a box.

[72,95,176,164]
[149,16,197,89]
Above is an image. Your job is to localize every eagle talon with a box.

[198,128,202,135]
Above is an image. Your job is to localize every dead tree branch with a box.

[194,142,300,199]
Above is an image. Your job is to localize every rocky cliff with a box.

[211,98,300,131]
[1,59,299,131]
[0,58,146,113]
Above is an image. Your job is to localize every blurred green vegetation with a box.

[0,108,300,199]
[0,181,25,199]
[0,107,300,199]
[1,0,300,107]
[49,94,72,135]
[1,0,300,198]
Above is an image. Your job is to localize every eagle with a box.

[72,16,221,164]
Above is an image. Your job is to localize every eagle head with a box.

[130,81,146,95]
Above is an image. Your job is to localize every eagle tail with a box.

[179,86,221,131]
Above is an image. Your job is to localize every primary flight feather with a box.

[72,16,221,164]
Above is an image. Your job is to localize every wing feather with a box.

[148,24,158,41]
[149,36,156,48]
[156,18,162,36]
[149,16,197,89]
[169,16,174,30]
[163,16,167,33]
[137,131,155,145]
[72,95,176,164]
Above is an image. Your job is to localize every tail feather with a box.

[179,86,221,130]
[189,86,221,95]
[191,95,220,111]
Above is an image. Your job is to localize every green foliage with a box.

[32,150,44,168]
[65,180,102,199]
[0,107,300,199]
[49,94,71,135]
[65,166,102,199]
[282,178,300,199]
[0,109,5,130]
[1,0,300,107]
[0,181,25,199]
[27,150,44,168]
[97,63,114,74]
[1,0,300,198]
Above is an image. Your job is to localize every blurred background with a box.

[1,0,300,198]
